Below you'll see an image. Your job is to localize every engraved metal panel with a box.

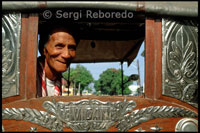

[116,105,197,131]
[162,18,198,108]
[2,13,21,98]
[2,99,198,132]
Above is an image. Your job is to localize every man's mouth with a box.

[57,60,67,64]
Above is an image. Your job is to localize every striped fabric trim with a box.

[39,62,61,97]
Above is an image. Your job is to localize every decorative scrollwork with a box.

[116,105,198,132]
[2,107,64,131]
[42,99,136,132]
[162,18,198,108]
[2,99,136,132]
[2,13,21,98]
[2,99,198,132]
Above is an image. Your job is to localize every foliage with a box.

[62,64,94,95]
[94,68,132,95]
[84,85,93,93]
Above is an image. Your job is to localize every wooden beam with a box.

[26,14,39,99]
[145,18,162,100]
[3,14,29,104]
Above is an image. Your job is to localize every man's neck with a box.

[44,62,60,81]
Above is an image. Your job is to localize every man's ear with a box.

[43,47,47,57]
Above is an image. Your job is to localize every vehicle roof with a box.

[3,1,198,17]
[2,1,197,64]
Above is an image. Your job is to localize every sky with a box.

[37,40,145,87]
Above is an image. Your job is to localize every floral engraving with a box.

[2,99,197,132]
[116,105,197,131]
[2,13,21,98]
[162,18,198,108]
[2,99,136,132]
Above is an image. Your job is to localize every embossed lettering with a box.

[86,107,92,120]
[70,107,81,121]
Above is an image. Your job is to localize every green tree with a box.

[94,68,132,95]
[62,65,94,95]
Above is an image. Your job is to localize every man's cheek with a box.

[70,51,76,57]
[49,50,62,57]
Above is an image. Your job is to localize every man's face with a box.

[44,30,77,73]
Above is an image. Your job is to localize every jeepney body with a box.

[2,1,198,132]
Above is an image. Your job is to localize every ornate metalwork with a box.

[43,99,136,131]
[2,13,21,98]
[162,18,198,108]
[2,99,136,132]
[2,125,4,132]
[135,127,145,132]
[150,124,162,132]
[175,118,198,132]
[30,127,37,132]
[3,106,66,131]
[2,99,198,132]
[115,105,197,131]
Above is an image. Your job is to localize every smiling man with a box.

[37,24,79,97]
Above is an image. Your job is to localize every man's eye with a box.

[55,43,64,48]
[68,45,76,51]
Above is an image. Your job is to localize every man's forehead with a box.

[51,27,71,33]
[50,31,76,43]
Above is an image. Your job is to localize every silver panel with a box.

[2,99,197,132]
[116,105,197,131]
[2,13,21,98]
[2,99,136,132]
[162,18,198,108]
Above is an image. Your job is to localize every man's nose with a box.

[61,49,71,59]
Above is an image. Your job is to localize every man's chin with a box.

[56,68,67,73]
[53,63,70,72]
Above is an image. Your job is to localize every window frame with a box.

[2,13,39,104]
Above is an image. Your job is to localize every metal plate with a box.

[2,99,198,132]
[162,18,198,108]
[2,13,21,98]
